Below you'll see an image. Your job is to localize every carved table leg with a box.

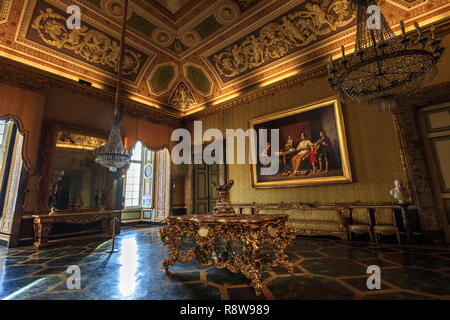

[270,224,296,274]
[274,249,294,274]
[160,226,182,271]
[33,222,53,248]
[242,237,265,296]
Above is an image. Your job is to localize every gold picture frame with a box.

[249,96,352,188]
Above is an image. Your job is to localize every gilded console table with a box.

[160,214,296,295]
[32,211,121,248]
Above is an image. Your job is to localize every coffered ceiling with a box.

[0,0,449,118]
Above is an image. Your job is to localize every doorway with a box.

[194,163,219,214]
[417,102,450,242]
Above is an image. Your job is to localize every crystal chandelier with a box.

[327,0,444,112]
[94,0,131,171]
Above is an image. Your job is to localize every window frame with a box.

[123,142,155,209]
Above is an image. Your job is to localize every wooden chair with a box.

[373,208,401,244]
[348,208,374,242]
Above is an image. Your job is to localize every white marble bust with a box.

[390,179,409,204]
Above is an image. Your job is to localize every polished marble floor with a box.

[0,226,449,300]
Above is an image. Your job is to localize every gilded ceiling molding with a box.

[0,0,12,24]
[31,7,142,77]
[15,0,153,86]
[235,0,262,11]
[186,66,328,120]
[0,58,50,94]
[190,18,450,119]
[209,0,355,81]
[386,0,428,10]
[0,57,182,127]
[169,82,197,111]
[399,81,450,109]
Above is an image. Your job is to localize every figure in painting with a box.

[260,142,271,167]
[315,130,330,173]
[286,135,293,150]
[276,142,295,175]
[291,132,312,175]
[308,144,317,173]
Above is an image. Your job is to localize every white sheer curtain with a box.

[154,148,172,220]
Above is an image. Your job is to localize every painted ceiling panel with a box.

[208,1,355,82]
[154,0,193,14]
[22,0,151,82]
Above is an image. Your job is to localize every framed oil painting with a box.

[249,97,352,188]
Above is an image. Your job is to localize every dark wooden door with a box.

[194,163,219,214]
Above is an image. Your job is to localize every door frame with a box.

[417,102,450,242]
[188,140,228,215]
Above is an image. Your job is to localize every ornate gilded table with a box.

[160,214,296,295]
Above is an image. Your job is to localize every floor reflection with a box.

[118,237,138,298]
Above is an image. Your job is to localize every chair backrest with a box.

[351,208,371,225]
[374,208,396,226]
[238,207,253,215]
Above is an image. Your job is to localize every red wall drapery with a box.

[0,83,46,174]
[121,115,175,152]
[279,121,310,148]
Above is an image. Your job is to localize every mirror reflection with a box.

[49,132,106,210]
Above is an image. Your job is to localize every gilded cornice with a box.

[186,19,450,120]
[399,81,450,109]
[0,57,183,127]
[185,66,329,120]
[0,59,50,95]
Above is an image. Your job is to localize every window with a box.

[124,142,155,208]
[0,120,10,171]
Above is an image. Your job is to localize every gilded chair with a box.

[373,208,401,244]
[348,208,374,242]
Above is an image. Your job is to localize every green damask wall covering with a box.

[189,77,404,204]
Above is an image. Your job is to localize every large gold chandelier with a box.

[94,0,131,171]
[327,0,444,112]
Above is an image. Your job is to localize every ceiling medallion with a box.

[215,2,240,25]
[327,0,444,112]
[152,28,174,46]
[180,30,201,47]
[101,0,132,20]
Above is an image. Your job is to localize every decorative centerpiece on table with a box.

[211,180,235,216]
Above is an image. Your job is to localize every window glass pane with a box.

[124,142,156,210]
[124,159,141,207]
[131,141,142,161]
